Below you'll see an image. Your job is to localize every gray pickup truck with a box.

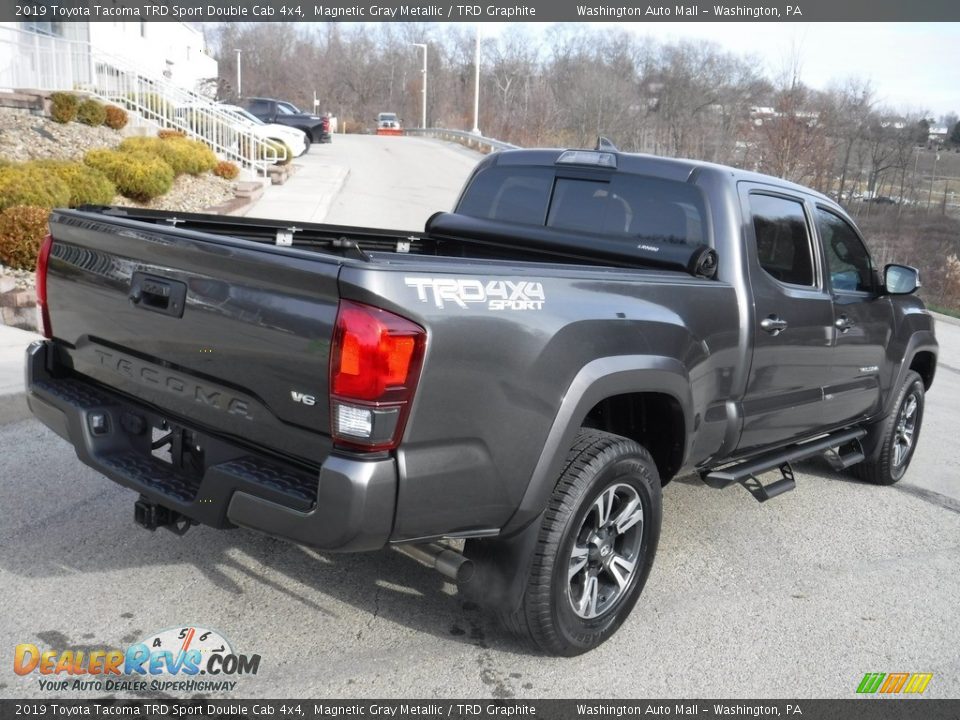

[27,146,937,655]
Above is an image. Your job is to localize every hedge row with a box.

[0,159,118,269]
[0,161,115,212]
[49,93,128,129]
[1,133,236,271]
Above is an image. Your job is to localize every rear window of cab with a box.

[456,165,707,248]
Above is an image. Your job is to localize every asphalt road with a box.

[1,137,958,700]
[321,133,483,231]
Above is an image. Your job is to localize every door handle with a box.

[835,315,856,333]
[129,272,187,318]
[760,315,789,335]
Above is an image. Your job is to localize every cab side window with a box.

[749,194,815,287]
[816,208,874,293]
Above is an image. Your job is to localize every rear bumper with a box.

[25,340,395,552]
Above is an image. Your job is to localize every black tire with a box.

[301,135,311,154]
[502,429,662,656]
[851,370,925,485]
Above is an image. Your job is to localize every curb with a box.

[312,166,351,223]
[931,311,960,328]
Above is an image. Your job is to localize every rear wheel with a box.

[852,370,925,485]
[502,430,662,656]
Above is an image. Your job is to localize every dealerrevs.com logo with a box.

[14,626,261,693]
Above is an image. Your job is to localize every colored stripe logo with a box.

[857,672,933,694]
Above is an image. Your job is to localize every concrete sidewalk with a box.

[0,324,40,424]
[247,154,350,222]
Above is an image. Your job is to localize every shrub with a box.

[213,161,240,180]
[83,149,174,201]
[119,136,217,176]
[0,164,71,211]
[103,105,128,130]
[76,98,107,126]
[49,92,79,123]
[168,138,217,175]
[32,160,116,207]
[157,129,187,140]
[0,206,50,270]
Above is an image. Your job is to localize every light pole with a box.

[234,49,242,97]
[471,27,481,135]
[928,151,939,213]
[411,43,427,129]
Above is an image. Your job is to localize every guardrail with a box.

[404,128,517,153]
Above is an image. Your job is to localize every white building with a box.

[0,21,217,94]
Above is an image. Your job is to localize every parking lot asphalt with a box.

[1,136,958,700]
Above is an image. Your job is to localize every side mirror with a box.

[884,264,920,295]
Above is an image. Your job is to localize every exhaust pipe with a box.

[395,542,474,584]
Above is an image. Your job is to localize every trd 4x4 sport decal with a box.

[404,277,546,310]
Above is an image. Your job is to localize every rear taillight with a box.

[35,233,54,338]
[329,300,425,451]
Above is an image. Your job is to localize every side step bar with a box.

[702,427,867,491]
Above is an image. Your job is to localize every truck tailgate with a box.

[45,210,340,465]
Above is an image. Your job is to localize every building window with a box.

[22,21,64,37]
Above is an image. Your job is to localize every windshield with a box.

[276,102,301,115]
[225,107,264,125]
[379,114,398,122]
[234,107,264,125]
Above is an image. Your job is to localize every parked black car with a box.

[239,97,331,148]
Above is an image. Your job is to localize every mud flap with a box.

[458,512,544,614]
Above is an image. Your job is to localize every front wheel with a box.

[502,430,662,656]
[852,370,925,485]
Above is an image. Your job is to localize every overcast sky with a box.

[476,22,958,120]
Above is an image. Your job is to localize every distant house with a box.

[928,126,949,144]
[0,21,217,94]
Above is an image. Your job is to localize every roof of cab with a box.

[485,148,834,205]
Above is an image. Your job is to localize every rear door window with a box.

[749,194,816,287]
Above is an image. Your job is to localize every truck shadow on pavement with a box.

[0,427,515,655]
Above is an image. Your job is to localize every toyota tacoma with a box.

[26,144,937,655]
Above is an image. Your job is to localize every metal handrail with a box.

[404,127,517,152]
[0,25,281,175]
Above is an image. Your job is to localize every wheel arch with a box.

[910,349,936,390]
[582,392,686,484]
[499,355,693,537]
[862,333,936,463]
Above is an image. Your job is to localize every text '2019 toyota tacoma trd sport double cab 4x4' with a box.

[27,144,937,655]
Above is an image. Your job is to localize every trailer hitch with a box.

[134,497,192,536]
